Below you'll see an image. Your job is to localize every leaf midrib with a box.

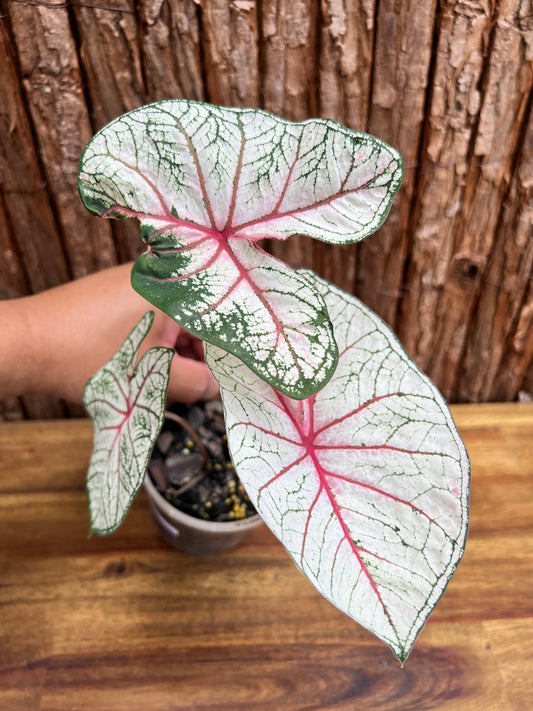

[271,391,403,649]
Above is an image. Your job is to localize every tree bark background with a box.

[0,0,531,418]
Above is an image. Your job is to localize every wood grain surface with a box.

[0,403,532,710]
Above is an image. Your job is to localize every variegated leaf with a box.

[205,271,470,662]
[78,100,402,398]
[83,312,173,535]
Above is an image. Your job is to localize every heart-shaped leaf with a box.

[78,100,402,398]
[205,271,470,662]
[83,311,173,535]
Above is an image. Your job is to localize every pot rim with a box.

[144,468,263,534]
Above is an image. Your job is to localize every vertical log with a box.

[262,0,318,120]
[199,0,260,107]
[315,243,357,294]
[521,359,533,401]
[433,0,530,400]
[0,194,29,300]
[316,0,375,292]
[458,105,533,402]
[8,0,116,278]
[399,0,503,399]
[0,20,67,419]
[318,0,375,131]
[142,0,204,103]
[261,0,317,270]
[108,220,145,264]
[19,393,66,420]
[355,0,437,328]
[73,0,147,262]
[493,279,533,401]
[0,18,68,292]
[73,0,144,129]
[1,0,532,410]
[0,396,25,422]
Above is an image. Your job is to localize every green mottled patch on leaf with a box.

[78,100,402,398]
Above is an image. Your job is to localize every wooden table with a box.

[0,403,531,711]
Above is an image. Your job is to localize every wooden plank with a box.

[0,527,529,710]
[8,0,117,278]
[483,618,533,710]
[142,0,204,103]
[356,0,437,328]
[0,419,92,493]
[399,0,532,400]
[0,622,512,711]
[0,403,531,711]
[0,612,517,711]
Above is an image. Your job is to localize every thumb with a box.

[165,353,220,404]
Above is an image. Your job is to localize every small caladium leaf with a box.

[205,271,470,662]
[83,311,173,535]
[78,100,402,399]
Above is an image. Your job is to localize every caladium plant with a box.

[83,311,173,535]
[79,101,401,399]
[79,100,469,663]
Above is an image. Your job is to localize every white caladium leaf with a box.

[78,100,402,399]
[83,311,173,535]
[205,271,470,662]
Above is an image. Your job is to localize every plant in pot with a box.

[145,399,263,556]
[78,100,470,663]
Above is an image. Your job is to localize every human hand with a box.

[0,263,219,405]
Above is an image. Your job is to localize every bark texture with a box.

[142,0,204,103]
[73,0,144,128]
[318,0,374,132]
[199,0,260,107]
[315,0,375,292]
[356,0,438,328]
[8,0,117,278]
[0,18,68,292]
[0,0,531,418]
